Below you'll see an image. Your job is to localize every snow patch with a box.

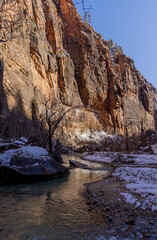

[121,193,140,207]
[12,140,25,145]
[113,167,157,210]
[82,151,157,166]
[126,154,157,165]
[19,137,28,143]
[82,150,157,210]
[95,237,117,240]
[77,130,113,143]
[14,146,50,159]
[83,152,114,163]
[151,143,157,154]
[0,139,25,148]
[0,149,17,165]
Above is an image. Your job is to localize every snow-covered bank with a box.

[83,151,157,165]
[83,151,157,211]
[83,152,116,163]
[113,167,157,210]
[77,130,113,143]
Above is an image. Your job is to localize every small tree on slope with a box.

[40,100,82,154]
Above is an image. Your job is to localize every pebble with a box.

[85,200,91,205]
[149,220,155,225]
[108,217,113,222]
[93,199,99,205]
[125,218,135,225]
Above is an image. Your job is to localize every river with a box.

[0,154,111,240]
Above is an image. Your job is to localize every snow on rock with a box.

[0,139,26,151]
[13,146,50,161]
[151,143,157,154]
[0,146,51,166]
[0,149,17,166]
[0,145,69,182]
[76,129,113,143]
[11,140,25,145]
[113,167,157,210]
[19,137,28,144]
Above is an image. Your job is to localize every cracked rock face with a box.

[0,0,157,147]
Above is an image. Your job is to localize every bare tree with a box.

[40,100,82,154]
[75,0,92,23]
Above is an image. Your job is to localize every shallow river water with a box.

[0,154,111,240]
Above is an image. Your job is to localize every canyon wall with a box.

[0,0,157,147]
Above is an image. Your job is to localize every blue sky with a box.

[74,0,157,90]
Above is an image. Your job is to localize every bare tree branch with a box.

[39,99,83,153]
[75,0,92,23]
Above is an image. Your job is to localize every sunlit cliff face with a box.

[0,0,157,146]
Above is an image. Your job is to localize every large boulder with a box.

[0,146,69,183]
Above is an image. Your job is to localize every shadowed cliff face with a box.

[0,0,156,146]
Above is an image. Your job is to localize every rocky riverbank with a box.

[82,151,157,239]
[83,178,157,239]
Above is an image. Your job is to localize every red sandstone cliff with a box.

[0,0,156,147]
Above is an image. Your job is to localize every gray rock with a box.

[0,146,69,183]
[51,151,63,164]
[69,160,89,169]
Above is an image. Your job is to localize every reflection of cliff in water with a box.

[0,156,111,240]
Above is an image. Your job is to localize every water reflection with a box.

[0,154,111,240]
